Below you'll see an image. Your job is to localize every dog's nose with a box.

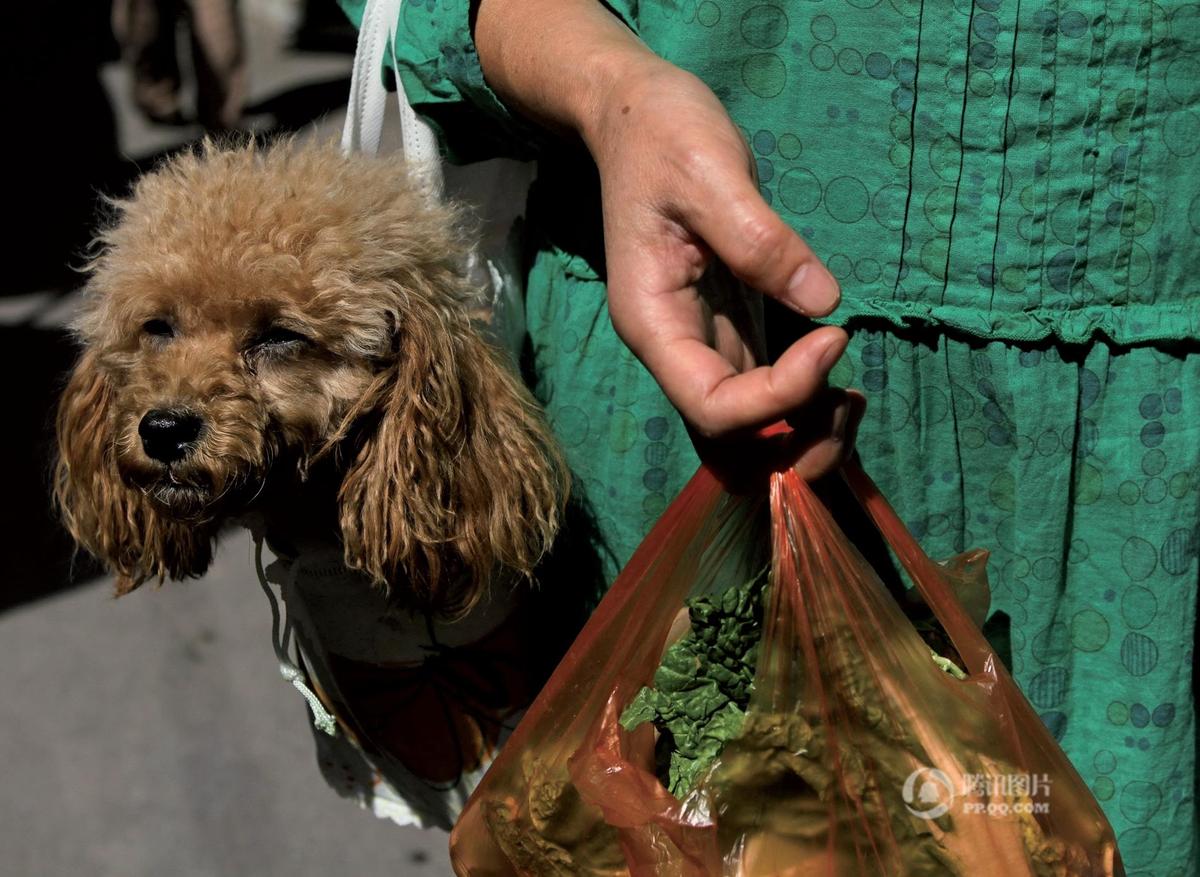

[138,410,203,463]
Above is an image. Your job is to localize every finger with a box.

[842,390,868,457]
[784,387,849,438]
[681,189,840,318]
[786,388,867,480]
[631,324,850,438]
[782,388,851,480]
[691,388,857,492]
[783,388,865,440]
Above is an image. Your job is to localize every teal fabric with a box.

[611,0,1200,347]
[337,1,1199,871]
[343,0,1200,346]
[523,239,701,600]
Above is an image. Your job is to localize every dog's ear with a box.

[54,350,213,594]
[337,302,567,615]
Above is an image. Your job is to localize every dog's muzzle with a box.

[139,409,203,463]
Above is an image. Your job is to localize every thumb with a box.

[680,178,840,318]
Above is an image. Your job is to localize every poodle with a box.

[53,139,568,826]
[55,138,564,610]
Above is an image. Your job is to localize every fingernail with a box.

[818,332,848,373]
[787,263,840,316]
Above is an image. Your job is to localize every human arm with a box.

[475,0,863,478]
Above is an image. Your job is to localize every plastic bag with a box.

[449,445,1123,876]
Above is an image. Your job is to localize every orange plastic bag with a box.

[449,449,1123,876]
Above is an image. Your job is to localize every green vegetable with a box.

[506,565,1096,875]
[619,569,768,797]
[931,648,968,680]
[620,570,970,799]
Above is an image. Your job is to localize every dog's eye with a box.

[142,319,174,339]
[251,326,310,351]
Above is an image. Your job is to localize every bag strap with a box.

[342,0,444,196]
[253,535,339,737]
[841,457,994,673]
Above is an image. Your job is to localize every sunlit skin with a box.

[474,0,865,481]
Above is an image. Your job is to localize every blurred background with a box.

[1,1,474,873]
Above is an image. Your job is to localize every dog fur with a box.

[55,139,565,615]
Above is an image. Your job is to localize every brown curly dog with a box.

[55,139,565,614]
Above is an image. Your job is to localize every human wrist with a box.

[474,0,661,143]
[574,48,672,156]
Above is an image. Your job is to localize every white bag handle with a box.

[341,0,528,363]
[342,0,444,196]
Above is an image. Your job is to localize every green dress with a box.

[342,1,1198,871]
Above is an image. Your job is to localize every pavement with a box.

[0,2,498,873]
[3,532,452,877]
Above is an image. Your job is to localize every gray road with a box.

[2,531,451,877]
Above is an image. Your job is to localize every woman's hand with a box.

[476,0,864,478]
[580,57,863,480]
